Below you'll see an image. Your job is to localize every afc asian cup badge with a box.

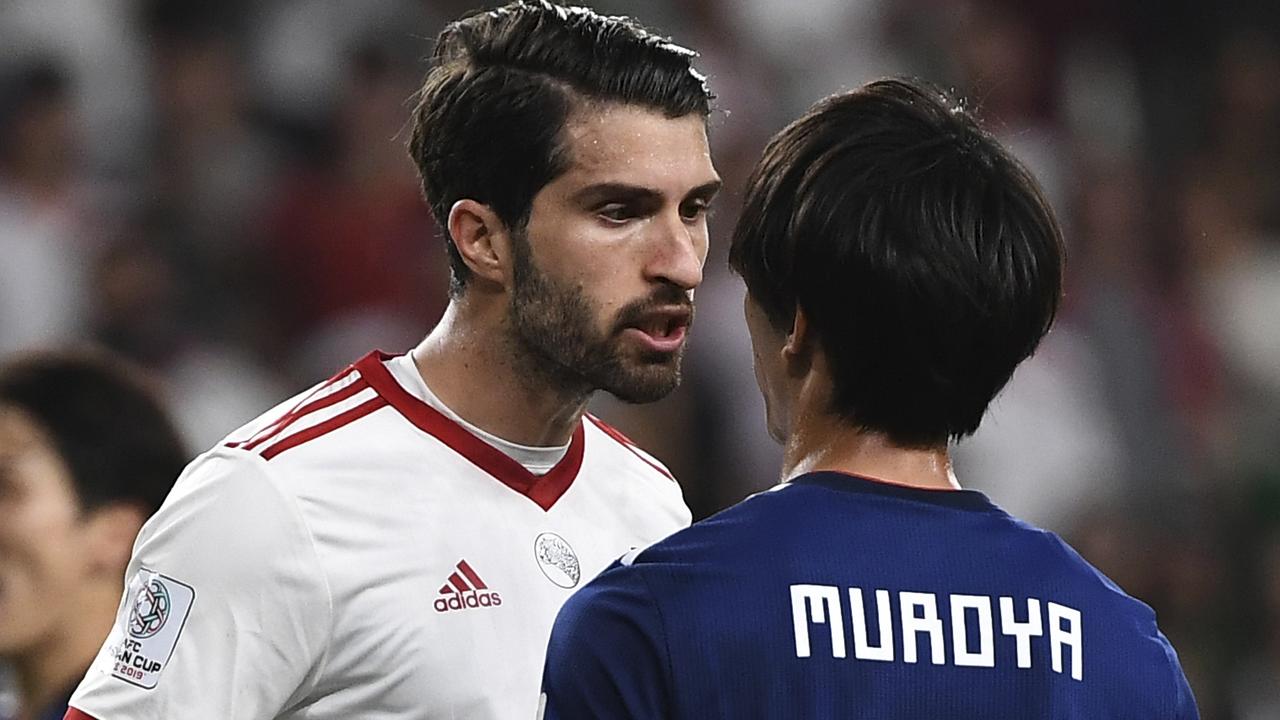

[128,577,172,638]
[534,532,581,588]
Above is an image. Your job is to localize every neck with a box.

[780,407,959,491]
[12,584,118,718]
[411,302,589,447]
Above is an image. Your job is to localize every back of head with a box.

[0,349,187,516]
[730,78,1063,448]
[407,0,713,296]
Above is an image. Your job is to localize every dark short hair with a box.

[729,78,1063,448]
[408,0,713,296]
[0,349,188,516]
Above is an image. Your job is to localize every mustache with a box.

[612,284,694,331]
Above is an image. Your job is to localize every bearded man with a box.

[65,2,719,718]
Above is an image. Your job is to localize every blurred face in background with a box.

[0,406,88,657]
[507,103,720,403]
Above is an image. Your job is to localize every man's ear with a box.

[82,504,147,579]
[447,199,514,288]
[781,305,814,377]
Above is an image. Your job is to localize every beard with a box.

[506,232,692,404]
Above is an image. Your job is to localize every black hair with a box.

[408,0,713,297]
[729,78,1063,448]
[0,349,188,516]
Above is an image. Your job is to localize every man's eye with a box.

[597,204,635,223]
[680,200,711,222]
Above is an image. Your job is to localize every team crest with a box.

[534,532,581,588]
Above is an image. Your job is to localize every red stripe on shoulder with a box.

[585,414,675,481]
[243,377,369,451]
[226,368,360,449]
[64,709,99,720]
[261,396,388,460]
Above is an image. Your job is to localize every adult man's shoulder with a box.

[67,447,333,720]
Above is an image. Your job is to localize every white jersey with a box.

[68,351,690,720]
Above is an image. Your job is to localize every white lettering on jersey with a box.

[847,588,893,661]
[1048,602,1083,681]
[899,592,945,665]
[790,585,846,658]
[999,596,1043,668]
[787,585,1082,681]
[950,594,995,667]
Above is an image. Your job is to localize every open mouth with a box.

[637,315,685,339]
[623,307,692,353]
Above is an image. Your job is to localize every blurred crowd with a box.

[0,0,1277,716]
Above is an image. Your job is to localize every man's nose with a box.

[644,212,705,291]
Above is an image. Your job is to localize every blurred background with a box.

[0,0,1276,716]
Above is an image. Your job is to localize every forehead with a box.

[556,103,716,189]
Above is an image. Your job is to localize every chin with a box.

[603,362,681,404]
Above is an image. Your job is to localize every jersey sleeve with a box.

[1164,634,1201,720]
[540,560,672,720]
[1173,672,1200,720]
[67,449,333,720]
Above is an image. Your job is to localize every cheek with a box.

[748,341,777,406]
[745,317,788,425]
[0,476,87,587]
[526,216,658,330]
[564,255,635,323]
[3,500,84,577]
[0,500,85,645]
[752,358,787,441]
[530,216,623,286]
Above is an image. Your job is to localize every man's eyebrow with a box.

[569,179,723,206]
[569,183,663,206]
[687,179,723,200]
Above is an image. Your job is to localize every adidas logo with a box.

[433,560,503,613]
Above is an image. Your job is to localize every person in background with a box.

[0,350,186,720]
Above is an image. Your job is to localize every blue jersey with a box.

[541,471,1197,719]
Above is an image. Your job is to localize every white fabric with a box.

[70,354,690,720]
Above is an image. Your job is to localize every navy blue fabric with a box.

[542,471,1198,719]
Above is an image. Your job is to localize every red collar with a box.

[355,351,584,511]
